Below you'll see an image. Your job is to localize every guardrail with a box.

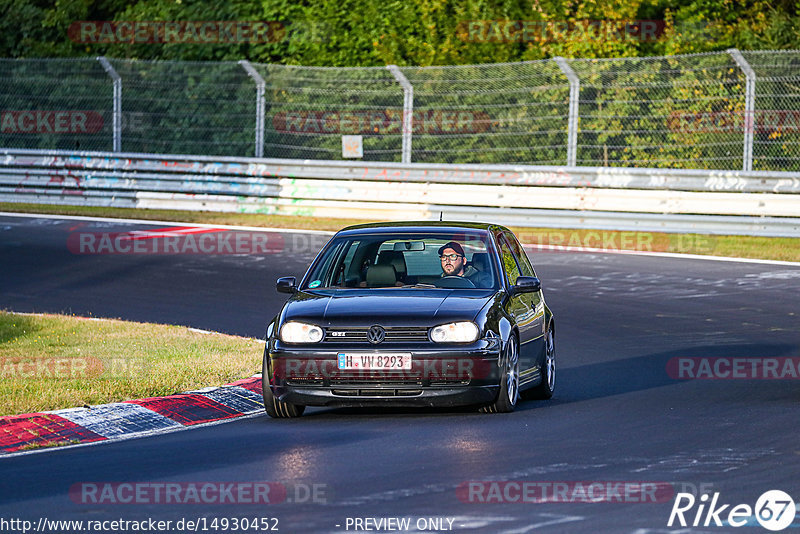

[1,148,799,237]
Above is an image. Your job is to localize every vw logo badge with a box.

[367,325,385,344]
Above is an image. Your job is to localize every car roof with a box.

[337,221,509,236]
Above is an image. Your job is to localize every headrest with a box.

[377,250,407,273]
[366,264,397,287]
[471,252,489,271]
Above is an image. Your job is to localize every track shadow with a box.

[309,343,800,417]
[524,342,800,409]
[303,343,800,417]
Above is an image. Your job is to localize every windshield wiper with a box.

[401,283,437,288]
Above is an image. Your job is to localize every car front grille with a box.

[323,326,429,344]
[285,375,470,387]
[330,375,422,386]
[331,388,423,397]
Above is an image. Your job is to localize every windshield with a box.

[303,232,498,290]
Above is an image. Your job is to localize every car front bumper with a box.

[267,339,502,408]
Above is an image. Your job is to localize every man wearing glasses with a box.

[438,241,479,279]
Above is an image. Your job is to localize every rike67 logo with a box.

[669,490,796,531]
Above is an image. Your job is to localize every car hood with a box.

[281,289,496,327]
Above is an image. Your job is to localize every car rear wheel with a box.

[527,324,555,400]
[480,334,519,413]
[262,348,305,418]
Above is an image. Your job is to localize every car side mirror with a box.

[511,276,541,294]
[276,276,297,294]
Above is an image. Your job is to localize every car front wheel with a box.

[480,333,519,413]
[262,348,305,418]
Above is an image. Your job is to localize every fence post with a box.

[97,56,121,152]
[727,48,756,172]
[239,60,266,158]
[553,57,580,167]
[387,65,414,163]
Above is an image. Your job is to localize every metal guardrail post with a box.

[97,56,122,152]
[387,65,414,163]
[553,57,580,167]
[728,48,756,172]
[239,60,266,158]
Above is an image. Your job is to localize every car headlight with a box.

[430,321,480,343]
[279,322,324,343]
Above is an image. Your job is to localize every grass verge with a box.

[1,202,798,262]
[0,311,263,416]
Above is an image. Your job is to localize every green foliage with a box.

[3,0,800,64]
[2,1,799,169]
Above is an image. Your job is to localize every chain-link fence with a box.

[1,50,799,170]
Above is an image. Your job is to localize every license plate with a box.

[337,353,412,370]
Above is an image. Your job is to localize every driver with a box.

[438,241,479,278]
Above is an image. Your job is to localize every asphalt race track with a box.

[1,213,799,533]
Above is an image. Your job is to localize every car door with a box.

[503,230,545,334]
[495,233,542,375]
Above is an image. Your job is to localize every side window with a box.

[342,240,360,268]
[503,232,535,277]
[336,240,361,284]
[308,241,346,287]
[497,236,522,286]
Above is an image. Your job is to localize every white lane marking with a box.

[630,529,718,534]
[125,226,224,240]
[2,211,799,266]
[188,327,215,334]
[4,313,259,341]
[0,211,335,235]
[523,243,800,267]
[745,270,800,279]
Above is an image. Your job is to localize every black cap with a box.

[438,241,465,257]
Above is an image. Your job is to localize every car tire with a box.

[527,324,555,400]
[480,333,519,413]
[262,347,305,418]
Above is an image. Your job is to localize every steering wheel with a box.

[436,276,476,289]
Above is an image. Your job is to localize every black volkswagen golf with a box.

[263,222,555,417]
